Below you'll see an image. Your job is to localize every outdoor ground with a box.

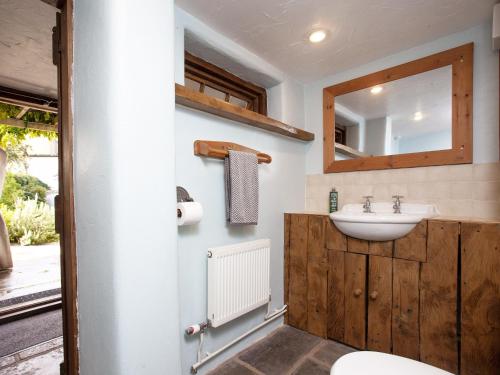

[0,336,63,375]
[0,243,60,303]
[0,244,62,374]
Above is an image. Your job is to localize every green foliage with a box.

[0,103,58,245]
[0,103,57,168]
[1,198,58,245]
[0,173,23,209]
[14,174,50,201]
[0,172,50,208]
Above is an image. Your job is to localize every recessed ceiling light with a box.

[370,86,383,95]
[413,111,423,121]
[309,30,327,43]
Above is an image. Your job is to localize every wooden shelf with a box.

[175,84,314,142]
[335,143,369,159]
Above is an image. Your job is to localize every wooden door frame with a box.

[53,0,78,374]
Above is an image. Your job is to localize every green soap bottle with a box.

[329,188,338,213]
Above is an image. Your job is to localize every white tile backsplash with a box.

[306,162,500,220]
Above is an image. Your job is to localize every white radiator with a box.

[207,239,271,328]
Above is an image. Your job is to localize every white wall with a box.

[334,103,366,154]
[399,130,452,154]
[174,6,307,374]
[174,6,305,130]
[73,1,181,374]
[364,117,390,156]
[305,22,499,174]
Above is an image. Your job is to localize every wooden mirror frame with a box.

[323,43,473,173]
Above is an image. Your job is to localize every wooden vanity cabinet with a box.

[284,213,500,375]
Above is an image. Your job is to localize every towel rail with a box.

[193,140,272,164]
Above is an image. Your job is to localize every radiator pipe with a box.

[264,304,287,320]
[190,305,287,373]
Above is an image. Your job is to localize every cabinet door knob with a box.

[354,289,362,297]
[370,291,378,300]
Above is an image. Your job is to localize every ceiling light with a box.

[309,30,327,43]
[413,111,423,121]
[370,86,383,95]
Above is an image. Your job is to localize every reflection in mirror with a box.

[334,66,452,160]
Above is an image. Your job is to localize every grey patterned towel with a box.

[224,150,259,225]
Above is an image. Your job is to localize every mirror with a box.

[323,43,473,173]
[335,66,452,159]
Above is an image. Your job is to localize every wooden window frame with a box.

[323,43,473,173]
[185,52,267,115]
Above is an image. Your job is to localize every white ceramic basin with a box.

[329,202,439,241]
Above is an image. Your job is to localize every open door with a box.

[53,1,78,374]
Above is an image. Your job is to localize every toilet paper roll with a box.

[177,202,203,226]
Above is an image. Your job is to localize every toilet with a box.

[331,352,453,375]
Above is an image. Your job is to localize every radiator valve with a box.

[185,322,208,336]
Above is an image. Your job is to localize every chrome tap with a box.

[392,195,404,214]
[362,196,373,213]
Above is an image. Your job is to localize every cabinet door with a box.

[392,258,420,360]
[344,253,367,349]
[461,223,500,375]
[367,255,392,353]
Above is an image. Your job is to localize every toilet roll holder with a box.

[177,186,193,218]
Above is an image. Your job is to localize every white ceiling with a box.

[176,0,497,83]
[0,0,57,98]
[336,66,452,138]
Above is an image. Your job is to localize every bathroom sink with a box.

[329,202,439,241]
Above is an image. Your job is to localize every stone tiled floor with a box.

[209,326,356,375]
[0,336,63,375]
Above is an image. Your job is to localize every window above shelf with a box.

[175,84,315,142]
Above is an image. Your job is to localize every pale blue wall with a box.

[74,1,181,374]
[175,108,306,374]
[174,7,307,374]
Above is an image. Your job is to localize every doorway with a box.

[0,0,76,374]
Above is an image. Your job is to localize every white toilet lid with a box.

[331,352,453,375]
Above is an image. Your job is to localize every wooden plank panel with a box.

[369,241,393,257]
[367,255,393,353]
[461,222,500,375]
[394,220,427,262]
[307,216,328,337]
[328,250,345,341]
[288,214,309,330]
[325,220,347,251]
[420,221,459,373]
[284,213,291,324]
[392,258,420,360]
[344,253,367,349]
[347,237,369,254]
